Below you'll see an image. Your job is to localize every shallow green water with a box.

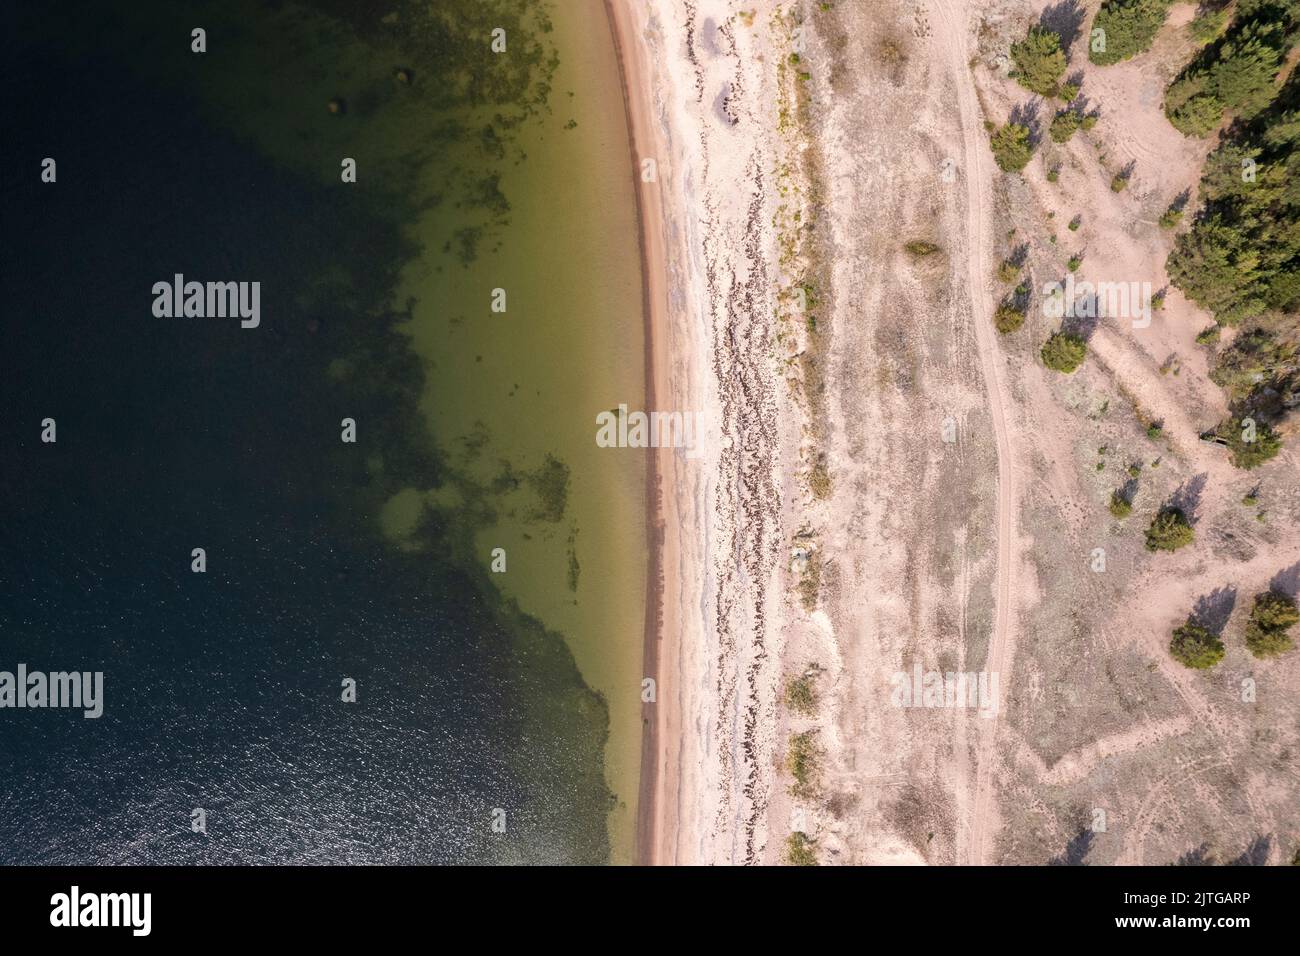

[391,0,648,860]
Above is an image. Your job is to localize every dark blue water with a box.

[0,0,611,864]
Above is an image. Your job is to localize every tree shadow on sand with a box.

[1049,826,1094,865]
[1011,100,1044,145]
[1040,0,1087,53]
[1113,159,1137,188]
[1061,283,1102,340]
[1175,843,1214,865]
[1172,834,1273,865]
[1269,561,1300,598]
[1170,473,1209,524]
[1229,835,1272,866]
[1193,586,1237,635]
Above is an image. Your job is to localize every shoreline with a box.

[602,0,671,866]
[601,0,792,866]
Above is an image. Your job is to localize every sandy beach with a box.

[609,0,809,864]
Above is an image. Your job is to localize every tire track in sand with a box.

[932,0,1018,866]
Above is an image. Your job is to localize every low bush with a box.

[1145,506,1194,552]
[1169,618,1225,669]
[1041,331,1087,372]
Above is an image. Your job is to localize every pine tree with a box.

[1011,26,1068,96]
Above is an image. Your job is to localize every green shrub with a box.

[1059,82,1080,103]
[1248,621,1296,657]
[1041,331,1087,372]
[1249,590,1299,631]
[1011,25,1068,96]
[1244,590,1299,658]
[787,731,821,798]
[784,832,819,866]
[1067,254,1082,271]
[1158,206,1183,229]
[1050,109,1083,143]
[1046,166,1061,183]
[1081,114,1098,131]
[1194,325,1220,345]
[1145,507,1194,552]
[784,672,817,715]
[1090,0,1171,66]
[1169,619,1225,669]
[994,303,1026,333]
[990,122,1034,172]
[1110,172,1129,192]
[904,239,941,257]
[996,259,1020,283]
[1221,416,1282,470]
[1109,490,1133,518]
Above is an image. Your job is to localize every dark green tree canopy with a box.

[990,121,1034,171]
[1090,0,1172,66]
[1168,59,1300,467]
[1012,25,1068,96]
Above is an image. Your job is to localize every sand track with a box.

[932,0,1018,866]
